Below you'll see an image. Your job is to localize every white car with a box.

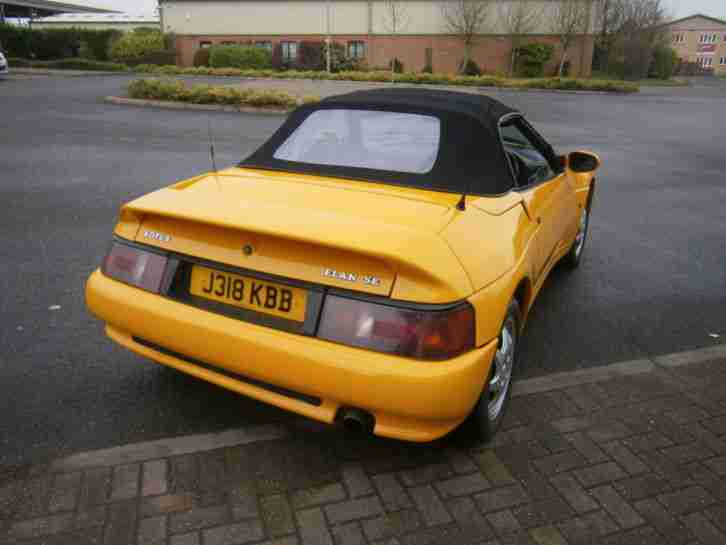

[0,51,8,76]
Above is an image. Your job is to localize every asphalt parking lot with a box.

[1,74,725,467]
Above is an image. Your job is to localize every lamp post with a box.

[158,1,164,33]
[326,0,331,73]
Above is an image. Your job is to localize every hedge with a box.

[0,23,120,61]
[132,65,640,93]
[9,57,129,71]
[117,50,176,67]
[109,30,165,62]
[126,78,316,108]
[209,45,271,69]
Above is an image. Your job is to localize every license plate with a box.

[189,265,307,322]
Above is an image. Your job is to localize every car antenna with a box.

[207,116,221,190]
[456,193,466,211]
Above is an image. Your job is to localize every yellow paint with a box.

[87,158,597,442]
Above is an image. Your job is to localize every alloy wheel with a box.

[574,208,589,258]
[488,317,516,421]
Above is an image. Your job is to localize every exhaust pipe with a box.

[337,407,375,435]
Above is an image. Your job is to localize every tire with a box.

[561,204,590,269]
[461,299,521,443]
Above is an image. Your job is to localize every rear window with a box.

[273,109,441,174]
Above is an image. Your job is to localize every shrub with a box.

[649,45,679,79]
[124,65,639,93]
[390,57,404,73]
[193,48,211,67]
[125,78,309,108]
[128,78,185,100]
[459,59,482,76]
[8,57,128,71]
[50,58,128,71]
[0,23,33,58]
[297,41,326,71]
[517,43,554,78]
[209,45,272,69]
[675,60,706,77]
[131,27,160,36]
[0,24,120,61]
[83,29,122,61]
[109,30,164,62]
[122,50,176,67]
[422,63,433,74]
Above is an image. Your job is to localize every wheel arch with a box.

[512,276,533,327]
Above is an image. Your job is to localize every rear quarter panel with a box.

[442,199,536,345]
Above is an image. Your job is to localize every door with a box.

[500,117,575,283]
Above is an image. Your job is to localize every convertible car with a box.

[86,89,600,442]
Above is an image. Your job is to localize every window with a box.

[280,41,298,61]
[273,109,441,174]
[700,33,718,43]
[500,118,556,187]
[721,57,726,66]
[673,33,685,43]
[697,57,713,67]
[255,41,272,53]
[200,41,212,49]
[347,41,366,59]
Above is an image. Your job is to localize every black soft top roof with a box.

[322,88,518,134]
[241,88,519,196]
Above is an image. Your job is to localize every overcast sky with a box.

[80,0,726,20]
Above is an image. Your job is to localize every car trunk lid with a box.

[123,168,473,303]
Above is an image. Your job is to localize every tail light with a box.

[102,242,168,293]
[317,295,475,361]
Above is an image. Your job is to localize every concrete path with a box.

[2,345,725,545]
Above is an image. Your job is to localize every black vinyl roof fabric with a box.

[240,88,519,196]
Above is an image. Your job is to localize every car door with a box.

[500,116,575,284]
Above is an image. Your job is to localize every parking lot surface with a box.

[0,75,724,466]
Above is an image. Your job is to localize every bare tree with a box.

[498,0,543,77]
[550,0,590,76]
[382,0,408,80]
[594,0,625,72]
[617,0,667,78]
[441,0,492,74]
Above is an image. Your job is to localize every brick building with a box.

[159,0,598,76]
[663,14,726,76]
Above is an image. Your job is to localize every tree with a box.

[594,0,625,73]
[594,0,668,78]
[550,0,590,76]
[441,0,492,74]
[382,0,408,80]
[497,0,543,77]
[617,0,667,79]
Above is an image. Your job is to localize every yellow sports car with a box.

[86,89,599,442]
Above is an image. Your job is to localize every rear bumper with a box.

[86,269,497,442]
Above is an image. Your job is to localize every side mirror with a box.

[568,151,601,173]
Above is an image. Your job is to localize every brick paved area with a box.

[1,351,725,545]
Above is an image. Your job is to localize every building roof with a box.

[34,12,159,23]
[1,0,114,14]
[242,89,519,196]
[660,13,726,29]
